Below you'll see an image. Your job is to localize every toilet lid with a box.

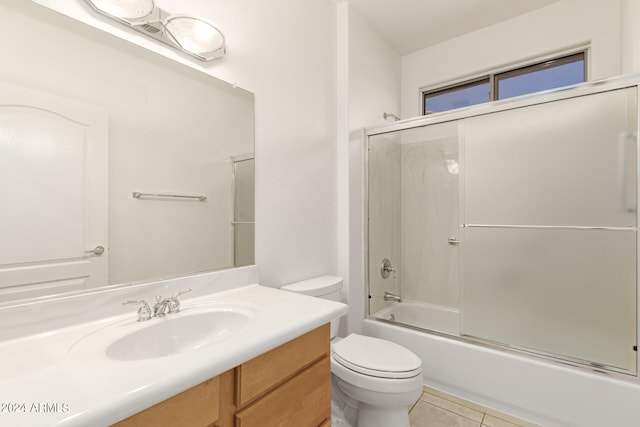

[332,334,422,379]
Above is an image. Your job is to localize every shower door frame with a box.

[363,73,640,380]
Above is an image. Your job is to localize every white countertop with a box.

[0,284,348,427]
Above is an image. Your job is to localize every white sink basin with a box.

[70,305,255,361]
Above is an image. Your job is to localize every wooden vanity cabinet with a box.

[111,324,330,427]
[111,376,222,427]
[235,324,331,427]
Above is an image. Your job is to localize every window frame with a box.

[422,49,588,115]
[422,77,490,115]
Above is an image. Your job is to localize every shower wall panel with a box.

[400,123,459,308]
[368,134,402,314]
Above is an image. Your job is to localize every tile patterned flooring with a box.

[409,387,539,427]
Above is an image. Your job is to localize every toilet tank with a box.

[280,276,343,338]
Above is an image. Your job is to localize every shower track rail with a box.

[462,224,637,231]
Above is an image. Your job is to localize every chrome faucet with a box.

[152,296,173,317]
[153,288,192,317]
[383,291,402,303]
[123,288,192,321]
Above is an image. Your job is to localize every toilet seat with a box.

[332,334,422,379]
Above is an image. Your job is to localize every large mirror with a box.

[0,0,254,303]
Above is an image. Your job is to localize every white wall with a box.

[621,0,640,73]
[401,0,622,119]
[202,0,339,288]
[344,5,401,333]
[29,0,339,288]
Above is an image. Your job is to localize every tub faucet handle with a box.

[381,258,397,279]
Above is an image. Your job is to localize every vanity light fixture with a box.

[84,0,226,61]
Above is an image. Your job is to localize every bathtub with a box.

[373,300,459,336]
[363,317,640,427]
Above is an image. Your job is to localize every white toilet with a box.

[281,276,423,427]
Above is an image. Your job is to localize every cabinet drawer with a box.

[235,356,331,427]
[236,323,329,407]
[111,376,220,427]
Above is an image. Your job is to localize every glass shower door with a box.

[460,87,638,373]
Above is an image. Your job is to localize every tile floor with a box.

[409,387,540,427]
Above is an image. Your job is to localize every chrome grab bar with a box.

[132,192,207,201]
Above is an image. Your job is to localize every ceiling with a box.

[347,0,563,55]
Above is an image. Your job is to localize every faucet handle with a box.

[168,288,192,314]
[152,295,169,317]
[172,288,192,300]
[381,258,397,279]
[123,299,152,322]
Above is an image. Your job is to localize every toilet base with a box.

[332,373,421,427]
[357,404,410,427]
[332,396,413,427]
[331,375,357,426]
[331,396,355,427]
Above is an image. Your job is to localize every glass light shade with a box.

[86,0,155,20]
[164,16,225,58]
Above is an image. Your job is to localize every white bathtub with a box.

[363,317,640,427]
[373,300,459,336]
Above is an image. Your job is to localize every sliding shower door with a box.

[460,87,638,372]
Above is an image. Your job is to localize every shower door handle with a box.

[448,237,459,245]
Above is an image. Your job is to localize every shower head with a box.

[383,112,400,121]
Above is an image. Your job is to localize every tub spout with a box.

[384,291,402,303]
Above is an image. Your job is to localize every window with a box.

[423,52,586,115]
[423,79,489,114]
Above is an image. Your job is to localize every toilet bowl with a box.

[281,276,423,427]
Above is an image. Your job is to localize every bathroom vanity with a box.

[113,325,331,427]
[0,268,347,427]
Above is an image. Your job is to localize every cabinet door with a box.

[235,324,329,407]
[112,377,220,427]
[235,357,331,427]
